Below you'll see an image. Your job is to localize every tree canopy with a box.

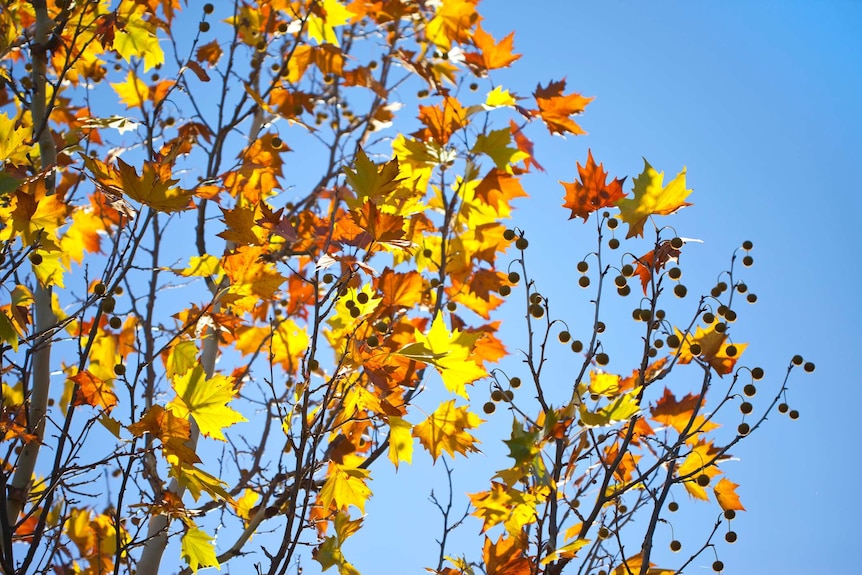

[0,1,812,574]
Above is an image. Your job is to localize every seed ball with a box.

[571,340,583,353]
[779,403,790,414]
[578,276,590,288]
[725,531,738,543]
[668,501,679,512]
[696,474,710,487]
[349,307,360,318]
[617,285,631,296]
[670,237,683,249]
[503,229,516,241]
[689,343,702,355]
[507,271,520,284]
[530,293,542,304]
[737,422,750,435]
[792,354,804,366]
[614,275,627,288]
[505,390,514,401]
[203,3,214,13]
[712,560,724,572]
[114,364,126,376]
[558,331,571,343]
[621,264,634,277]
[736,282,748,293]
[469,82,478,91]
[29,253,42,265]
[529,304,544,318]
[515,237,529,250]
[608,238,620,249]
[724,509,736,520]
[596,321,605,333]
[271,136,283,149]
[743,255,754,267]
[747,293,758,303]
[666,334,681,348]
[742,240,753,250]
[726,345,738,357]
[725,309,738,322]
[109,316,122,329]
[447,301,457,312]
[740,401,753,415]
[743,384,756,397]
[715,322,727,333]
[499,285,511,296]
[598,526,610,539]
[483,401,495,414]
[366,335,379,348]
[101,297,116,313]
[323,273,335,284]
[670,540,682,552]
[607,218,618,229]
[804,362,815,373]
[94,282,106,295]
[595,353,609,365]
[491,390,504,402]
[356,292,369,304]
[668,267,682,280]
[717,281,728,292]
[789,409,799,420]
[509,376,521,388]
[674,284,687,298]
[577,261,589,273]
[199,21,210,32]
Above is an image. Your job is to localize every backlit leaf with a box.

[616,159,692,238]
[561,150,626,221]
[181,527,219,574]
[413,399,482,461]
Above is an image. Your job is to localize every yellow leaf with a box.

[181,527,220,574]
[579,387,641,427]
[306,0,353,46]
[677,441,721,500]
[484,86,516,109]
[616,159,692,238]
[413,399,482,461]
[319,463,373,513]
[0,113,30,164]
[116,158,194,213]
[177,254,223,279]
[233,489,259,521]
[167,365,247,441]
[713,477,746,512]
[114,5,164,71]
[414,315,488,398]
[169,462,232,502]
[111,71,148,109]
[471,128,528,171]
[387,416,413,469]
[587,371,621,397]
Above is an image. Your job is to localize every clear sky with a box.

[341,3,862,575]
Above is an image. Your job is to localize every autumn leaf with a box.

[387,416,413,469]
[650,388,718,435]
[579,387,641,427]
[411,314,488,398]
[533,78,593,136]
[633,241,681,294]
[677,441,722,500]
[610,552,675,575]
[114,3,164,71]
[483,534,531,575]
[343,148,404,209]
[111,71,148,109]
[414,399,482,461]
[181,527,219,574]
[319,462,373,513]
[166,365,247,441]
[464,25,521,74]
[675,321,747,376]
[713,477,746,512]
[127,405,200,465]
[561,150,626,221]
[616,159,692,238]
[70,369,118,413]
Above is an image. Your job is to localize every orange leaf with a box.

[483,534,530,575]
[195,39,222,66]
[633,241,680,294]
[414,97,470,145]
[464,24,521,74]
[561,150,626,221]
[533,79,593,136]
[714,477,746,512]
[70,370,118,413]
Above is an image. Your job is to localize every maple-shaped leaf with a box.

[166,364,247,441]
[414,399,482,461]
[412,314,488,398]
[111,72,149,109]
[483,534,531,575]
[533,78,593,136]
[313,535,361,575]
[113,158,193,213]
[414,97,471,145]
[616,160,692,238]
[343,148,404,209]
[677,441,722,500]
[472,128,528,171]
[127,405,201,465]
[114,4,164,71]
[674,321,747,376]
[319,462,373,513]
[222,245,286,313]
[561,150,626,221]
[70,370,118,413]
[169,462,232,502]
[195,39,222,66]
[509,120,544,172]
[579,387,641,427]
[464,25,521,75]
[633,241,681,294]
[181,527,219,574]
[650,388,718,435]
[713,477,746,512]
[426,0,478,49]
